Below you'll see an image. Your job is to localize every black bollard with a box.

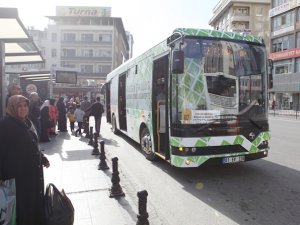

[83,116,89,134]
[88,127,94,145]
[109,157,125,198]
[136,190,149,225]
[85,119,90,138]
[91,133,100,155]
[98,140,109,170]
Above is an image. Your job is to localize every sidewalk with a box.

[40,122,137,225]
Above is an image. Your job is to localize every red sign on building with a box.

[269,48,300,61]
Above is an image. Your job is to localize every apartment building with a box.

[269,0,300,110]
[46,6,129,85]
[209,0,271,52]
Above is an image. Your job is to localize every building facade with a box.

[269,0,300,110]
[46,6,129,87]
[209,0,271,54]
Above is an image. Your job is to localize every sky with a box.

[1,0,220,57]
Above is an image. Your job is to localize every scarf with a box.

[6,95,30,122]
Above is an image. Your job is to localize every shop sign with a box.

[269,2,291,17]
[56,6,111,17]
[269,48,300,61]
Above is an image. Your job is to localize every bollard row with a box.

[94,141,150,224]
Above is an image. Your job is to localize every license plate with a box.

[222,156,245,164]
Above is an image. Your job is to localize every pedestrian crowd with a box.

[0,83,104,225]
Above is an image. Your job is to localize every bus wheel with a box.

[112,115,119,134]
[140,127,156,161]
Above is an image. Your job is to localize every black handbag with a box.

[44,183,74,225]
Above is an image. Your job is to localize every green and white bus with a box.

[105,28,271,168]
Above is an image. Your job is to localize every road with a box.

[100,117,300,225]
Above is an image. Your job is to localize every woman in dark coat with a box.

[0,95,50,225]
[40,100,51,142]
[56,97,67,132]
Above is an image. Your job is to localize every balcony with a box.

[231,28,251,34]
[61,56,112,62]
[231,15,250,22]
[61,40,112,46]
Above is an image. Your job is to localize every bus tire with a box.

[140,127,156,161]
[112,115,119,134]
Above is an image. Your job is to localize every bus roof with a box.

[173,28,264,44]
[106,28,264,81]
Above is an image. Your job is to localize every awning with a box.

[0,8,44,64]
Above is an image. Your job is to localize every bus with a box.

[105,28,271,168]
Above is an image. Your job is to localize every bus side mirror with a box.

[268,59,273,89]
[172,50,184,74]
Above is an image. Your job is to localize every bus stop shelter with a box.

[0,7,44,118]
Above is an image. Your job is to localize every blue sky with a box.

[1,0,220,57]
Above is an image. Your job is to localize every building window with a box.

[63,33,76,41]
[81,33,94,41]
[61,62,76,68]
[233,7,249,16]
[273,0,289,8]
[274,59,293,75]
[295,58,300,72]
[98,65,111,73]
[81,65,93,73]
[51,49,57,57]
[62,48,76,57]
[99,34,112,42]
[297,32,300,48]
[272,11,295,32]
[232,22,249,29]
[81,49,93,57]
[52,33,57,42]
[99,49,112,57]
[256,7,263,16]
[297,8,300,22]
[272,35,294,52]
[41,47,46,56]
[103,65,111,73]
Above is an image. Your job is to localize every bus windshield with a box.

[171,38,268,125]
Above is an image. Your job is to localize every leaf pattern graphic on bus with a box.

[173,28,263,44]
[169,131,270,167]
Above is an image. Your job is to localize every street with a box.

[100,117,300,225]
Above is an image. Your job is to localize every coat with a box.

[0,116,45,225]
[40,106,50,142]
[29,100,41,138]
[56,98,67,131]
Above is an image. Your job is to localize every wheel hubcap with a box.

[141,134,152,154]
